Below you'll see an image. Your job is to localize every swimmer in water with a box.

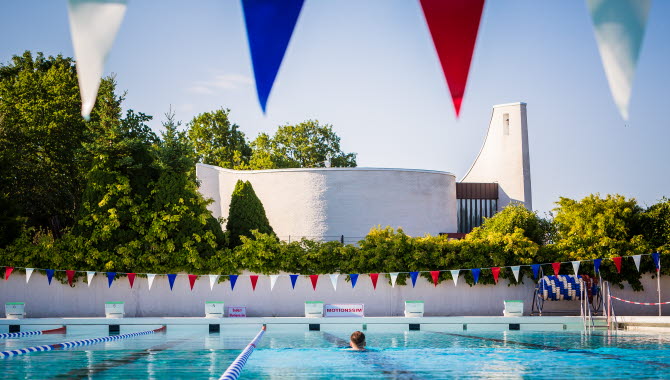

[349,331,366,351]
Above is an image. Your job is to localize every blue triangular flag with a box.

[349,274,359,288]
[531,264,541,279]
[652,252,661,271]
[471,268,481,285]
[46,269,55,285]
[229,275,238,290]
[289,274,299,289]
[241,0,305,112]
[107,272,116,288]
[594,259,602,274]
[167,274,177,290]
[410,272,419,287]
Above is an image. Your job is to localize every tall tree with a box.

[187,108,251,169]
[225,180,274,248]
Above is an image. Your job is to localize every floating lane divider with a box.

[0,326,66,339]
[219,325,267,380]
[0,326,166,359]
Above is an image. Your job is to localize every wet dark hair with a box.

[350,331,366,345]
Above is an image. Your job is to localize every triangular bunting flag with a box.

[5,267,13,281]
[289,274,299,289]
[127,273,136,289]
[67,0,128,120]
[241,0,305,113]
[370,273,379,290]
[188,274,198,290]
[167,274,177,290]
[531,264,541,280]
[250,275,259,291]
[430,271,440,287]
[107,272,116,288]
[586,0,651,120]
[419,0,485,116]
[632,255,641,272]
[270,275,280,291]
[652,252,661,271]
[349,274,359,288]
[612,257,622,273]
[410,271,419,288]
[309,274,318,290]
[209,274,219,291]
[329,274,339,290]
[471,268,481,285]
[229,275,238,291]
[46,269,54,285]
[491,267,500,284]
[389,272,399,288]
[552,262,561,275]
[147,274,156,290]
[450,270,460,286]
[511,266,520,282]
[26,268,34,284]
[66,270,75,287]
[87,271,95,287]
[571,261,581,275]
[594,259,602,274]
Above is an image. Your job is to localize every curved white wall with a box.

[196,165,457,240]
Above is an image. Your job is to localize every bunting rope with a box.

[219,326,266,380]
[0,326,165,359]
[610,296,670,306]
[0,327,66,339]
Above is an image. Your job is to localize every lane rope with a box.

[611,296,670,306]
[219,326,266,380]
[0,326,165,358]
[0,326,66,339]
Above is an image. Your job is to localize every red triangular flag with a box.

[250,275,259,291]
[419,0,485,116]
[612,257,622,273]
[127,273,136,289]
[370,273,379,290]
[552,262,561,275]
[66,270,75,286]
[309,274,319,290]
[5,267,13,281]
[430,271,440,287]
[188,274,198,290]
[491,267,500,284]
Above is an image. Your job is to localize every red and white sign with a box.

[324,304,364,317]
[228,306,247,318]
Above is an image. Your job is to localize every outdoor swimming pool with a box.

[1,325,669,379]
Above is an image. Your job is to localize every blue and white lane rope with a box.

[219,326,266,380]
[0,326,66,339]
[0,326,166,358]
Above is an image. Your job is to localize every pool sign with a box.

[324,304,364,317]
[228,306,247,318]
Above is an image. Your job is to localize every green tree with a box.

[247,120,357,169]
[469,202,554,245]
[641,198,670,254]
[187,108,251,169]
[225,180,274,248]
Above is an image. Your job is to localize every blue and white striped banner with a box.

[219,326,266,380]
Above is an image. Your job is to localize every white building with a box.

[196,102,532,240]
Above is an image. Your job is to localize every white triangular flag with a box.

[450,270,460,286]
[389,272,399,287]
[270,275,280,291]
[632,255,641,271]
[26,268,34,283]
[329,274,339,291]
[209,274,219,290]
[572,261,581,275]
[511,266,520,282]
[67,0,127,120]
[587,0,651,120]
[147,274,156,290]
[86,271,95,287]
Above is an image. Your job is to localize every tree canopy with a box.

[187,108,251,169]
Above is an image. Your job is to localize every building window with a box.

[456,182,499,233]
[503,113,510,136]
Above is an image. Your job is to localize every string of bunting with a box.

[1,253,660,292]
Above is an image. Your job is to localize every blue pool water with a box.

[1,326,670,379]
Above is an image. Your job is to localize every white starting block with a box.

[105,302,125,318]
[503,300,524,316]
[5,302,25,319]
[404,301,424,317]
[205,301,224,318]
[304,301,324,318]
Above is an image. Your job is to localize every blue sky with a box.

[2,0,669,215]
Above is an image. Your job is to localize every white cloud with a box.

[188,73,253,94]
